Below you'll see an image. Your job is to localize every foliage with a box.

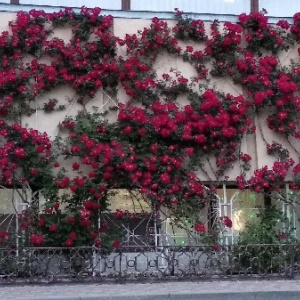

[232,206,296,273]
[238,206,295,244]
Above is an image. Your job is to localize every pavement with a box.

[1,280,300,300]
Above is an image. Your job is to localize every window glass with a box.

[163,199,211,246]
[37,186,300,246]
[19,0,122,10]
[231,189,264,233]
[40,188,151,214]
[131,0,250,15]
[260,0,298,17]
[39,189,69,213]
[218,187,265,244]
[164,216,196,246]
[272,188,300,239]
[0,188,26,233]
[106,189,154,247]
[0,189,25,214]
[108,189,151,213]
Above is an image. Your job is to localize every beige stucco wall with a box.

[0,13,297,182]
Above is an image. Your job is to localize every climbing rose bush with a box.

[0,7,299,248]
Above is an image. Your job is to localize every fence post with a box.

[288,244,296,278]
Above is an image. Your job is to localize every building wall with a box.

[0,10,298,245]
[0,14,288,182]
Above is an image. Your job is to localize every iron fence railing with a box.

[0,244,300,283]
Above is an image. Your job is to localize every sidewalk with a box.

[1,280,300,300]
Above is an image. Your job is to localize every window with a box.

[130,0,250,15]
[219,184,300,244]
[259,0,299,17]
[4,0,299,19]
[0,188,29,237]
[106,189,155,247]
[19,0,122,10]
[24,184,300,247]
[218,186,265,244]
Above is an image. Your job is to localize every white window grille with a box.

[218,184,299,245]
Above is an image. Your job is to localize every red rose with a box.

[279,232,287,240]
[72,162,80,170]
[49,224,58,232]
[83,200,94,210]
[38,218,46,226]
[65,239,74,247]
[59,177,70,188]
[30,168,39,176]
[36,145,44,153]
[95,239,102,247]
[222,216,233,228]
[80,209,92,218]
[212,244,220,251]
[194,223,206,233]
[29,233,45,246]
[66,216,75,224]
[112,240,121,248]
[0,231,9,243]
[53,202,59,211]
[160,173,170,185]
[123,126,132,134]
[70,185,77,192]
[184,147,194,156]
[69,232,77,240]
[81,219,91,227]
[14,147,26,159]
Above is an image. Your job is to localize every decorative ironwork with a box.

[0,244,299,283]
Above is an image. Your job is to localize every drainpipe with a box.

[251,0,259,12]
[122,0,130,11]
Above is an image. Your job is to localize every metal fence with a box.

[0,244,300,283]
